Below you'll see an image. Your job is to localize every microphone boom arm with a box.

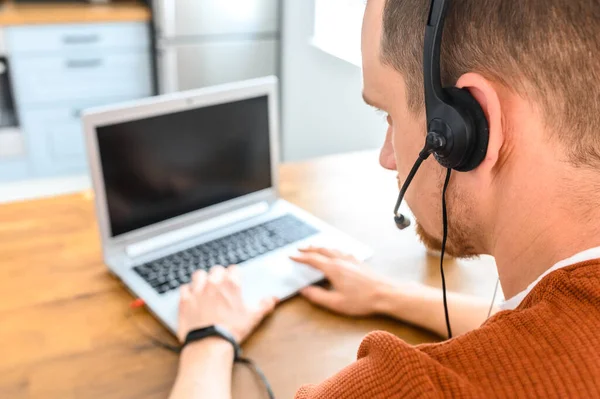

[393,133,445,230]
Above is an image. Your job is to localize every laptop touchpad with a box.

[240,256,324,307]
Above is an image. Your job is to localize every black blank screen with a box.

[97,96,272,237]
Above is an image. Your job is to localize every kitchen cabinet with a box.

[0,21,153,181]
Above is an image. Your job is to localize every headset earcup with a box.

[446,87,490,172]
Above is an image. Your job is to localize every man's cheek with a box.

[395,126,428,173]
[395,140,416,178]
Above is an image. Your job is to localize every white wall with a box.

[281,0,387,161]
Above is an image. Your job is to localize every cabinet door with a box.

[20,97,143,177]
[159,39,279,93]
[22,106,88,176]
[0,158,30,182]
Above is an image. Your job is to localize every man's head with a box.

[362,0,600,257]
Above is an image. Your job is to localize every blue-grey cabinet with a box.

[0,22,153,181]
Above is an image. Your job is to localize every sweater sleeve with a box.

[294,331,482,399]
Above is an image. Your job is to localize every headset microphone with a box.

[393,132,447,230]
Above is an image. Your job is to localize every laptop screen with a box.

[96,95,272,237]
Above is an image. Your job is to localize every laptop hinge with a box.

[125,201,270,259]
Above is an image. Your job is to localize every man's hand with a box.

[177,266,278,343]
[291,247,499,338]
[291,247,391,317]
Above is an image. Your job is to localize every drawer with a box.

[5,23,150,54]
[21,97,147,177]
[10,51,152,105]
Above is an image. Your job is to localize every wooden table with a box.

[0,150,498,399]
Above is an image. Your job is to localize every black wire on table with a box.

[237,357,275,399]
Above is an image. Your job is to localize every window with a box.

[312,0,365,67]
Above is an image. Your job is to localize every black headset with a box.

[393,0,490,230]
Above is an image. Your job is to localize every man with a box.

[169,0,600,397]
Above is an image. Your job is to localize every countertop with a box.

[0,1,151,26]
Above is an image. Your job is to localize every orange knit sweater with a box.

[295,260,600,398]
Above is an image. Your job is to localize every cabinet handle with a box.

[62,34,100,45]
[66,58,103,69]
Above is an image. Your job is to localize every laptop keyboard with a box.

[133,214,319,295]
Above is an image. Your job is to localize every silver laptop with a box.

[83,76,372,333]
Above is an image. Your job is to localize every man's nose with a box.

[379,128,397,171]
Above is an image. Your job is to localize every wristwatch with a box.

[183,325,242,361]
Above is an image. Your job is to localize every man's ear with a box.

[456,73,504,174]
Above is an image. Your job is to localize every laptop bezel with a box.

[82,76,281,263]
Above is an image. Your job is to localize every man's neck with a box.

[491,172,600,299]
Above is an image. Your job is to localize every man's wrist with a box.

[372,280,421,317]
[180,336,235,363]
[372,280,397,315]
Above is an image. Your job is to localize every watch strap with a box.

[183,325,242,360]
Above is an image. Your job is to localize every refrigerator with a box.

[151,0,281,94]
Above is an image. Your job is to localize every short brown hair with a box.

[381,0,600,167]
